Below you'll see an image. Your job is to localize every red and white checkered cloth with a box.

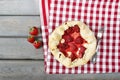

[40,0,120,74]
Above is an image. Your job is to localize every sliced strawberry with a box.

[71,32,80,39]
[57,43,69,50]
[57,43,69,57]
[73,25,80,32]
[76,52,83,58]
[57,24,87,60]
[65,52,77,61]
[62,35,73,43]
[69,43,78,52]
[62,52,75,61]
[74,46,86,58]
[75,36,84,44]
[65,27,74,34]
[70,53,77,61]
[79,46,86,53]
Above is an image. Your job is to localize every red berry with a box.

[69,43,78,52]
[33,40,42,49]
[29,26,39,35]
[75,36,84,44]
[71,54,77,61]
[73,25,80,32]
[73,46,86,58]
[79,46,86,53]
[65,27,74,34]
[76,52,83,58]
[62,35,74,43]
[57,43,69,55]
[57,43,69,50]
[27,36,35,43]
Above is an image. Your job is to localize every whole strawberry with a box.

[27,35,35,43]
[33,40,42,49]
[29,26,39,36]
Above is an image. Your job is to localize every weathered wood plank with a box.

[0,16,43,59]
[0,0,39,15]
[0,61,45,80]
[0,16,40,36]
[0,38,43,59]
[0,61,119,80]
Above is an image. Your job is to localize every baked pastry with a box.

[49,21,96,68]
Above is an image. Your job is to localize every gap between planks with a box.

[0,35,42,38]
[0,15,40,16]
[0,58,44,61]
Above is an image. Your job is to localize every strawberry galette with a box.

[49,21,96,68]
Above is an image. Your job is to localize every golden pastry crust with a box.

[48,21,96,68]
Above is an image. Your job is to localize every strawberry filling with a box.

[57,25,87,61]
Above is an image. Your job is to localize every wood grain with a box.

[0,16,40,36]
[0,16,43,59]
[0,61,119,80]
[0,0,39,15]
[0,38,43,59]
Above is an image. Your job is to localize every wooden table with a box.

[0,0,119,80]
